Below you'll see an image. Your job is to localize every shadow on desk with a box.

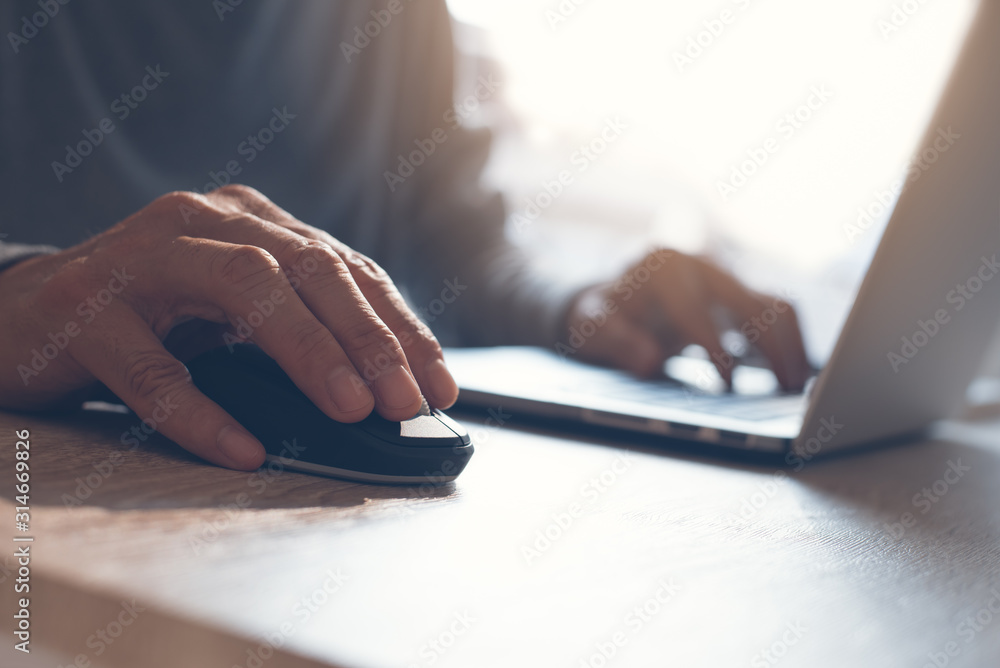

[1,407,458,513]
[5,404,999,529]
[447,405,1000,536]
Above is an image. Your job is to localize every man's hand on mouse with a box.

[0,185,458,471]
[564,248,811,392]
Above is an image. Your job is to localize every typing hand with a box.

[563,248,811,392]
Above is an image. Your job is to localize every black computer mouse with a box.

[185,344,473,485]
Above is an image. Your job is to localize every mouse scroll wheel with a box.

[417,396,432,417]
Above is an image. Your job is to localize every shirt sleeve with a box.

[381,0,588,349]
[0,242,58,274]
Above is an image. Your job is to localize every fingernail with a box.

[327,366,373,413]
[424,358,458,408]
[376,364,422,411]
[216,425,265,469]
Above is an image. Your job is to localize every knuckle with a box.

[293,244,352,291]
[212,245,281,291]
[390,311,439,350]
[154,190,204,213]
[288,239,341,271]
[407,315,437,343]
[414,330,444,358]
[350,254,391,286]
[356,272,400,308]
[286,318,333,364]
[219,212,266,231]
[122,352,189,404]
[216,183,264,202]
[339,316,396,355]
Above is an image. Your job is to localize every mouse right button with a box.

[430,411,472,445]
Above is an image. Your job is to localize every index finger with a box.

[646,259,737,387]
[697,260,811,391]
[207,185,459,409]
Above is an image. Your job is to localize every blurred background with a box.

[445,0,982,367]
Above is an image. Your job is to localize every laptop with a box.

[444,0,1000,462]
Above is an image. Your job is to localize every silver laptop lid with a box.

[798,0,1000,455]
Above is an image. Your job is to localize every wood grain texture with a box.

[1,405,999,668]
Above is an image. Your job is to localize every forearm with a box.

[404,232,587,349]
[378,0,585,347]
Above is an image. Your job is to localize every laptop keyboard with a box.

[445,347,810,424]
[695,395,808,421]
[559,374,806,421]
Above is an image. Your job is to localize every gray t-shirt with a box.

[0,0,580,346]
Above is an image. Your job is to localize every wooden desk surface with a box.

[1,404,999,668]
